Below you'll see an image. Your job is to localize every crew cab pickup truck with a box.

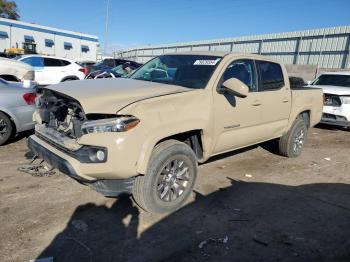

[28,52,323,213]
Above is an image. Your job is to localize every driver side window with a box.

[222,59,257,92]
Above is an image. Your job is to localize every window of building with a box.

[257,61,285,91]
[222,59,257,92]
[24,35,35,43]
[81,45,89,53]
[45,39,54,47]
[64,42,73,50]
[0,31,8,39]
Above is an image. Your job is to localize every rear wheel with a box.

[278,118,307,157]
[132,140,197,213]
[0,112,14,146]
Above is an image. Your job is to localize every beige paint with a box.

[31,52,323,181]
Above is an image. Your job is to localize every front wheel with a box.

[278,118,307,157]
[132,140,197,213]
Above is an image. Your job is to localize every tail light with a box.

[23,93,36,105]
[79,67,88,75]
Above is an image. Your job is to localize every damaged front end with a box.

[35,88,87,139]
[24,87,138,197]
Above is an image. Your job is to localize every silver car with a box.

[0,79,36,145]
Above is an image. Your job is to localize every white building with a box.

[0,18,99,61]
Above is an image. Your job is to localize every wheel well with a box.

[156,130,204,160]
[298,110,310,128]
[61,75,79,82]
[0,75,20,82]
[0,110,16,133]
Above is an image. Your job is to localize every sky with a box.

[15,0,350,53]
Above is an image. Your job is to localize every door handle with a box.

[252,100,262,106]
[282,99,289,103]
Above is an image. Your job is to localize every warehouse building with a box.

[118,26,350,69]
[0,17,99,61]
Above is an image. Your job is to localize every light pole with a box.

[104,0,110,56]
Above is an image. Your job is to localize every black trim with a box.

[86,178,135,196]
[320,118,350,127]
[28,136,87,181]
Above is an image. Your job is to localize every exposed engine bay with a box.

[36,88,87,138]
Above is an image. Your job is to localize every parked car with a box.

[17,55,86,85]
[0,78,36,145]
[309,71,350,128]
[89,58,140,73]
[28,52,323,213]
[86,62,141,79]
[0,57,35,82]
[77,60,96,75]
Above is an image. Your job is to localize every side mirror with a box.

[221,78,249,98]
[306,80,312,86]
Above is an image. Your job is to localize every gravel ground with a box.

[0,125,349,262]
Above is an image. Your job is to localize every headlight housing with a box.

[340,96,350,104]
[81,116,140,134]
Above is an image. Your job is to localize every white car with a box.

[0,57,34,82]
[310,71,350,128]
[17,55,86,85]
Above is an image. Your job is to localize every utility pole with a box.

[104,0,110,56]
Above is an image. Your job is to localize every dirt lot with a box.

[0,125,349,262]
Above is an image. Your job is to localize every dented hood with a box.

[46,78,191,113]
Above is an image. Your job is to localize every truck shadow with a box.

[36,180,350,262]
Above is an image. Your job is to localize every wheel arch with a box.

[136,129,205,175]
[0,109,17,133]
[60,75,79,82]
[0,74,20,82]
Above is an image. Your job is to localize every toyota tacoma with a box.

[28,52,323,213]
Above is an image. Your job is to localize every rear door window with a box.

[61,60,71,66]
[257,61,284,91]
[44,58,64,67]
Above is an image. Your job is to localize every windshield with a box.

[130,55,222,89]
[312,74,350,88]
[111,64,126,75]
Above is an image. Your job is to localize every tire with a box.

[132,140,197,213]
[0,112,14,146]
[278,118,307,158]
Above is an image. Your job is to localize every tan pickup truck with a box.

[28,52,323,213]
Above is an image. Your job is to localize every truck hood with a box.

[311,85,350,95]
[46,78,192,113]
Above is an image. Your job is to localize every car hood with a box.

[46,78,192,114]
[311,85,350,95]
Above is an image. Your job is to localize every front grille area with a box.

[324,93,341,107]
[36,88,86,139]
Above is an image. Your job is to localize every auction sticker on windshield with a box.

[193,58,220,66]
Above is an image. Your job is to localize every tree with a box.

[0,0,19,20]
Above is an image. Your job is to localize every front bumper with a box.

[27,135,135,196]
[28,136,86,181]
[320,113,350,127]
